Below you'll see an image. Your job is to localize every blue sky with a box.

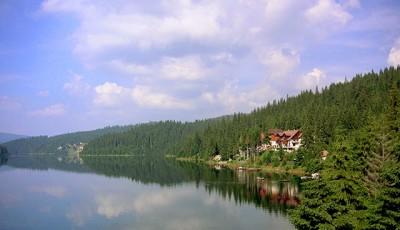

[1,0,400,136]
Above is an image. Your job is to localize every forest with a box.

[2,125,132,154]
[81,66,400,229]
[3,66,400,228]
[0,145,8,164]
[288,69,400,229]
[83,67,399,162]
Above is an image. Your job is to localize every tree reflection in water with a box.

[3,155,300,215]
[80,156,301,214]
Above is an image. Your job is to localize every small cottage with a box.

[268,129,302,152]
[320,150,329,160]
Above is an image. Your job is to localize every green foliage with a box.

[0,132,27,144]
[0,145,8,164]
[368,161,400,230]
[174,67,400,163]
[9,67,400,165]
[0,145,7,154]
[82,120,217,157]
[291,72,400,230]
[260,151,273,164]
[3,126,132,154]
[291,144,370,229]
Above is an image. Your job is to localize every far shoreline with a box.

[171,156,306,176]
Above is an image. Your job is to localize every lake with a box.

[0,155,299,230]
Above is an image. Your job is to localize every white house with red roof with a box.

[268,129,303,152]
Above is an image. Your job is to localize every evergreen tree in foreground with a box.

[291,80,400,230]
[290,139,370,229]
[367,82,400,229]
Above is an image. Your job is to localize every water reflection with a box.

[4,154,91,172]
[81,156,301,212]
[257,178,300,206]
[0,155,299,229]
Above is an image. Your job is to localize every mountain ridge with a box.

[0,132,28,144]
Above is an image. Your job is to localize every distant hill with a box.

[2,126,133,154]
[0,132,28,144]
[82,67,400,162]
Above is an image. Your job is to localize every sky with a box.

[0,0,400,136]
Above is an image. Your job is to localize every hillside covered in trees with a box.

[4,67,399,228]
[0,145,8,164]
[290,71,400,229]
[82,67,400,229]
[84,67,399,160]
[82,118,227,156]
[2,125,132,154]
[0,132,28,144]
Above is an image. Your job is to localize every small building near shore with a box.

[320,150,329,160]
[268,129,303,152]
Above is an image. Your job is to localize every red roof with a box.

[268,129,283,135]
[269,129,302,142]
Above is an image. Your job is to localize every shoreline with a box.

[174,156,306,176]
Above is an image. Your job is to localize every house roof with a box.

[268,129,283,134]
[283,130,301,140]
[269,129,302,141]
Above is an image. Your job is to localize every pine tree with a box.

[367,82,400,229]
[290,140,370,230]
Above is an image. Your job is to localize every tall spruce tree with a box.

[368,81,400,229]
[290,137,370,230]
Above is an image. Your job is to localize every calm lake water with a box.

[0,155,299,230]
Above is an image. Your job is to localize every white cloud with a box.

[41,0,87,13]
[210,52,234,63]
[297,68,327,90]
[64,74,91,95]
[110,55,209,81]
[200,92,215,104]
[42,0,223,57]
[305,0,352,37]
[132,85,192,109]
[41,0,358,118]
[388,38,400,67]
[264,0,305,27]
[343,0,360,8]
[95,189,191,219]
[94,82,129,107]
[29,104,66,117]
[30,186,66,198]
[109,59,151,75]
[96,194,128,219]
[201,81,279,113]
[259,48,300,77]
[66,205,93,227]
[92,81,194,110]
[160,56,208,81]
[37,90,49,97]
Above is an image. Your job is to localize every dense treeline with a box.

[82,119,224,156]
[3,125,132,154]
[81,67,400,229]
[175,67,398,162]
[290,79,400,229]
[4,67,399,228]
[0,145,7,154]
[0,145,8,164]
[0,132,27,144]
[84,67,399,165]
